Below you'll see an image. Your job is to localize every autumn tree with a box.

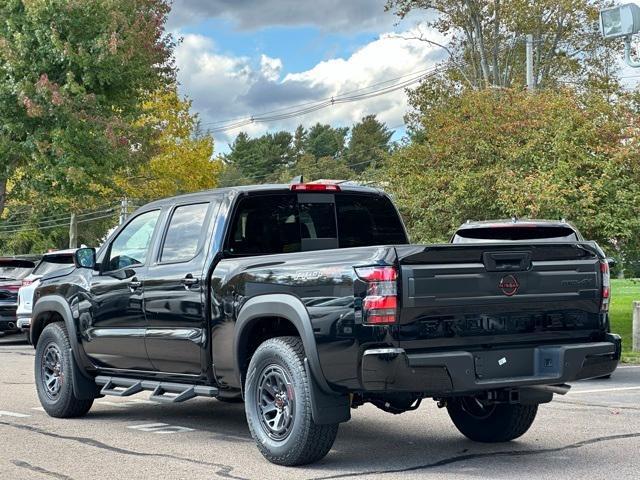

[385,0,622,91]
[115,87,220,201]
[0,0,175,218]
[380,88,640,267]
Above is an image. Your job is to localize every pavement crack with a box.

[0,421,248,480]
[308,432,640,479]
[11,460,75,480]
[555,399,640,412]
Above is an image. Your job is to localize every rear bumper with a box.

[361,334,621,395]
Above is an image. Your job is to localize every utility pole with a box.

[526,34,535,90]
[69,213,78,249]
[119,197,129,225]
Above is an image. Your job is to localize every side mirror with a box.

[74,248,97,269]
[606,257,617,269]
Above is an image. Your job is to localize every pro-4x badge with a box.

[498,275,519,296]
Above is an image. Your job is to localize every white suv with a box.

[17,250,77,332]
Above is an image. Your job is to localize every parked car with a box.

[0,257,38,333]
[30,183,620,466]
[451,218,584,243]
[17,250,77,334]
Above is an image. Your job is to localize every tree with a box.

[347,115,394,172]
[115,87,220,201]
[223,131,293,180]
[379,88,640,267]
[0,0,175,218]
[385,0,621,90]
[276,154,355,183]
[305,123,349,159]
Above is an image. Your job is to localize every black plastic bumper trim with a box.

[360,339,620,395]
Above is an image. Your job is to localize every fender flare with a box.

[234,293,333,394]
[31,296,94,377]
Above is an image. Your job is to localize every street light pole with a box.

[624,36,640,68]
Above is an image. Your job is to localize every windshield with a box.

[452,226,579,243]
[33,255,75,276]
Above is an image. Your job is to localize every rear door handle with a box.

[181,275,200,288]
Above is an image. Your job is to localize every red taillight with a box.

[4,284,20,293]
[355,266,398,325]
[354,266,398,282]
[290,183,341,192]
[600,260,610,312]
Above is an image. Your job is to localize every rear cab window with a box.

[452,226,579,243]
[226,191,408,256]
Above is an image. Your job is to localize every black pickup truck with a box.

[30,183,620,466]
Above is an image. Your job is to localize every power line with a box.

[202,67,441,134]
[0,210,119,236]
[202,67,439,128]
[0,205,118,231]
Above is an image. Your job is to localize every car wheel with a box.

[245,336,339,466]
[447,396,538,443]
[35,322,94,418]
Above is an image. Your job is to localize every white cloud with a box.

[175,28,446,151]
[260,55,283,82]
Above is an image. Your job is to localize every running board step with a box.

[95,376,218,403]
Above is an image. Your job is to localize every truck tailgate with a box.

[395,243,604,351]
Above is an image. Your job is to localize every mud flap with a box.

[69,348,101,400]
[304,358,350,425]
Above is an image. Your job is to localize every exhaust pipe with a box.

[529,384,571,396]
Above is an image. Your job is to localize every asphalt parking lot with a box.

[1,333,639,480]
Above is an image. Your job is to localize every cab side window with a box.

[106,210,161,271]
[228,195,299,255]
[160,203,210,263]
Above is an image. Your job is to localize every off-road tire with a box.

[245,336,339,466]
[447,397,538,443]
[35,322,94,418]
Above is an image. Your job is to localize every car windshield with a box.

[33,255,75,276]
[452,226,579,243]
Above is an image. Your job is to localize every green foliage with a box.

[347,115,394,172]
[223,131,294,181]
[609,279,640,363]
[305,123,349,159]
[0,0,175,216]
[220,117,395,185]
[381,88,640,268]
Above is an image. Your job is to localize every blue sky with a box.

[166,0,441,152]
[167,1,640,154]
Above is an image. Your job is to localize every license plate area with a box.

[474,349,535,380]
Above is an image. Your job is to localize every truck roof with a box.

[141,182,386,210]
